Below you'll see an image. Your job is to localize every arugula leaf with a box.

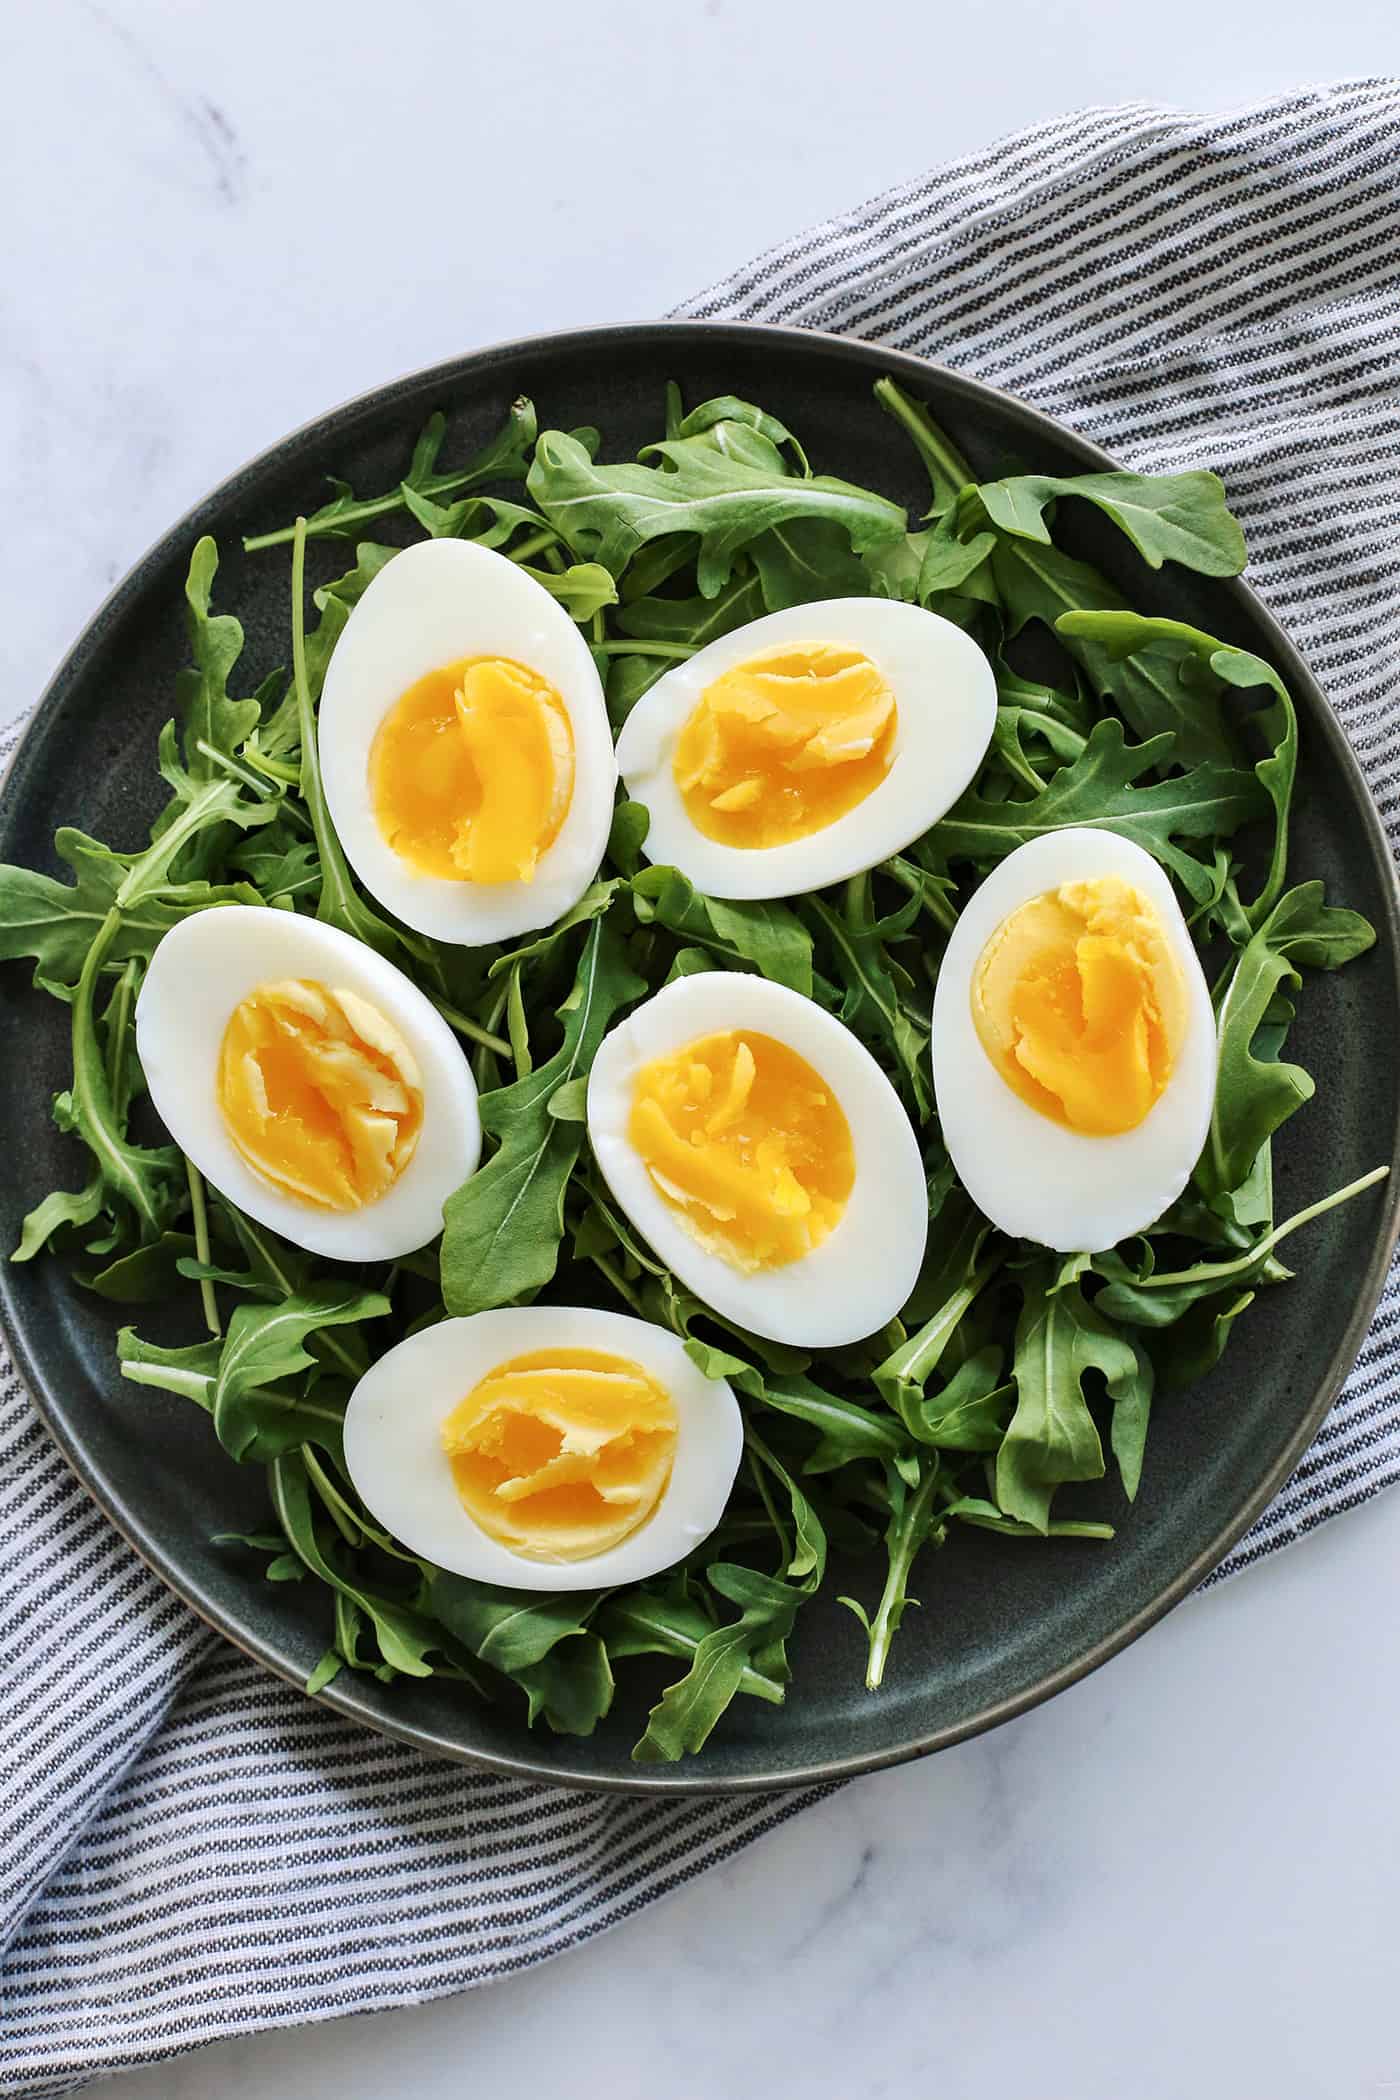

[630,1563,805,1762]
[1058,611,1297,921]
[805,880,930,1114]
[245,399,538,550]
[0,830,259,994]
[685,1339,910,1474]
[672,393,811,475]
[872,379,973,515]
[210,1283,390,1461]
[843,1454,944,1688]
[632,866,812,996]
[749,520,869,609]
[600,1586,786,1706]
[175,539,262,788]
[527,429,906,597]
[441,920,645,1317]
[927,717,1263,902]
[1197,883,1375,1199]
[615,566,766,647]
[1095,1166,1388,1333]
[978,470,1246,575]
[270,1453,440,1678]
[996,1266,1152,1528]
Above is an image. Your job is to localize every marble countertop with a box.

[9,5,1400,2096]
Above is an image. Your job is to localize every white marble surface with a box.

[9,5,1400,2096]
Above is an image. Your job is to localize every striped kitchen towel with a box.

[5,77,1400,2097]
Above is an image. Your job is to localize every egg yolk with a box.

[629,1029,855,1271]
[369,655,574,884]
[672,643,897,848]
[971,876,1188,1137]
[441,1349,679,1562]
[217,978,423,1210]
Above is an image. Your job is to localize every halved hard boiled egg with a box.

[342,1306,743,1589]
[586,972,928,1348]
[136,905,481,1260]
[319,538,616,943]
[615,599,996,900]
[932,829,1216,1252]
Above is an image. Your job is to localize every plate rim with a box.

[4,316,1398,1794]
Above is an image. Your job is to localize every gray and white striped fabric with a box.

[5,78,1400,2096]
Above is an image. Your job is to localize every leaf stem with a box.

[592,640,696,661]
[185,1157,221,1337]
[302,1446,363,1547]
[884,856,958,936]
[866,1458,941,1690]
[1145,1164,1390,1291]
[505,528,558,565]
[873,378,974,514]
[425,993,510,1057]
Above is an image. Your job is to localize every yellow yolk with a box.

[441,1349,679,1562]
[217,979,423,1210]
[629,1029,855,1271]
[369,655,574,885]
[971,876,1188,1137]
[672,643,897,847]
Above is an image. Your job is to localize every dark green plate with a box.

[3,323,1397,1792]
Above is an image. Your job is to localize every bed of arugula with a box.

[0,376,1386,1765]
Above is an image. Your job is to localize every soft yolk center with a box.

[629,1029,855,1271]
[441,1348,679,1562]
[369,655,575,885]
[673,643,897,848]
[217,978,424,1210]
[971,876,1188,1137]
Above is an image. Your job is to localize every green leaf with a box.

[527,429,906,598]
[872,380,973,515]
[631,866,812,996]
[672,393,811,475]
[846,1453,944,1688]
[486,877,624,981]
[176,538,261,782]
[685,1339,909,1474]
[83,1231,196,1301]
[599,1588,786,1705]
[615,566,766,646]
[630,1563,805,1762]
[245,399,538,550]
[0,830,258,994]
[805,883,930,1114]
[917,512,997,596]
[1058,612,1297,921]
[441,920,646,1317]
[211,1284,390,1461]
[269,1453,439,1677]
[117,1328,222,1408]
[995,1266,1150,1529]
[942,1496,1114,1541]
[978,470,1246,575]
[926,717,1263,903]
[749,520,869,609]
[1197,883,1374,1199]
[1096,1166,1389,1331]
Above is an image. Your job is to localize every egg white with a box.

[135,905,481,1261]
[931,829,1217,1253]
[341,1305,743,1590]
[586,972,929,1349]
[319,538,617,944]
[615,598,996,901]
